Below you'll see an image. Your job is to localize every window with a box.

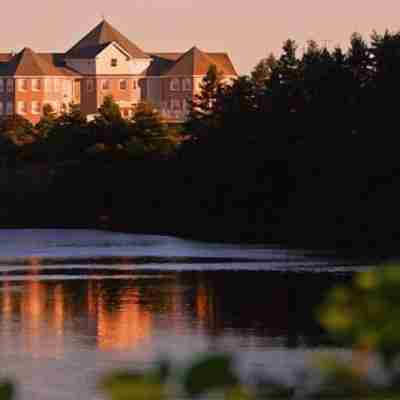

[32,79,41,91]
[18,79,28,91]
[6,79,13,93]
[101,80,110,91]
[0,80,4,93]
[54,79,60,92]
[32,101,41,115]
[63,80,72,96]
[61,103,68,113]
[132,80,137,90]
[111,58,118,67]
[0,102,3,115]
[17,101,27,114]
[170,78,180,91]
[171,98,181,110]
[44,79,51,92]
[6,102,13,115]
[182,78,192,91]
[87,79,94,92]
[119,80,127,90]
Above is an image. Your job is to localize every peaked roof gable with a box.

[66,20,149,59]
[163,46,238,77]
[146,50,238,77]
[165,47,217,76]
[4,48,70,76]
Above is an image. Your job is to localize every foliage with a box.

[36,103,57,137]
[0,115,36,145]
[0,381,14,400]
[101,354,290,400]
[126,102,177,158]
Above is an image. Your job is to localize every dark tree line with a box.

[1,31,400,252]
[174,31,400,251]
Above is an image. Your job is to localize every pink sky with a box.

[2,0,400,74]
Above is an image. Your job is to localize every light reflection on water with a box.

[0,230,375,400]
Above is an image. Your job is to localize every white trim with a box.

[94,41,132,61]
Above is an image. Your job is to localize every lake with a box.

[0,229,374,399]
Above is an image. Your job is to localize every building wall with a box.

[0,77,76,125]
[95,45,150,75]
[0,78,16,119]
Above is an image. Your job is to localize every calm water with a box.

[0,230,373,399]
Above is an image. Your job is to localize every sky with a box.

[2,0,400,74]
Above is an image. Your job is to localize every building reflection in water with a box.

[0,257,157,357]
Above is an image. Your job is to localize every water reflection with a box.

[0,261,352,362]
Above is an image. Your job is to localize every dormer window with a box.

[111,58,118,67]
[170,78,180,91]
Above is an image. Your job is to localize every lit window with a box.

[63,80,72,95]
[111,58,118,67]
[0,102,3,115]
[17,101,27,114]
[6,102,13,115]
[44,79,51,92]
[32,101,41,115]
[0,80,4,93]
[170,78,180,91]
[182,78,192,91]
[32,79,41,91]
[54,79,60,92]
[101,80,110,91]
[119,80,127,90]
[18,79,28,91]
[87,79,94,92]
[6,79,13,93]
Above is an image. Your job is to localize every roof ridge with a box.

[66,20,149,59]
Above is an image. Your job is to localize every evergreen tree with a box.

[251,53,277,89]
[185,64,223,143]
[127,102,176,158]
[93,96,130,149]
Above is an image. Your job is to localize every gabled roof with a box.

[207,53,237,76]
[66,20,149,59]
[161,46,237,77]
[0,49,79,76]
[164,47,217,76]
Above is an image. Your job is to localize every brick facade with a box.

[0,20,237,125]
